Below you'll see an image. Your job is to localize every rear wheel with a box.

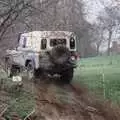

[49,45,71,64]
[26,62,34,80]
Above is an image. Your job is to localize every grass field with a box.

[74,55,120,105]
[0,71,35,119]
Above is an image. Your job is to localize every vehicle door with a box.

[13,36,27,66]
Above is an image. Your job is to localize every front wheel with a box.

[60,68,74,84]
[5,63,20,78]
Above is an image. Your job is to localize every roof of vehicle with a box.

[21,31,74,38]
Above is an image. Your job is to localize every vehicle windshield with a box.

[50,39,66,47]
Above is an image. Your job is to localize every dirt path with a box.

[0,77,120,120]
[31,80,120,120]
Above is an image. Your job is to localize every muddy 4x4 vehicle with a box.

[5,31,79,84]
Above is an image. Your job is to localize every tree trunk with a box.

[107,30,112,56]
[96,44,100,55]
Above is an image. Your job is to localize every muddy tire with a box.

[60,68,74,84]
[50,45,71,64]
[5,58,20,77]
[26,61,34,80]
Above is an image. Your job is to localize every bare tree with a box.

[0,0,93,58]
[89,24,106,55]
[0,0,34,40]
[97,1,120,55]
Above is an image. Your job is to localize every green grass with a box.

[4,91,35,120]
[0,70,35,119]
[74,55,120,105]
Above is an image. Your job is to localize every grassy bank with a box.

[0,70,35,119]
[74,55,120,104]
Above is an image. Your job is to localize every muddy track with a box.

[31,79,120,120]
[0,77,120,120]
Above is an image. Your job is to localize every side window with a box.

[22,37,27,48]
[18,33,22,43]
[70,37,75,49]
[41,39,47,49]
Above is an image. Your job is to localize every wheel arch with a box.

[25,59,31,67]
[25,59,35,68]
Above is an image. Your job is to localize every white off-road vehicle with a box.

[5,31,78,84]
